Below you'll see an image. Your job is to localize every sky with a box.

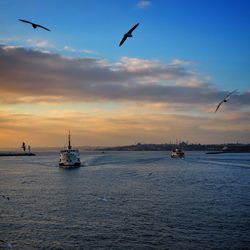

[0,0,250,148]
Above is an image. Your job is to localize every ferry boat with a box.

[171,148,185,158]
[59,132,81,168]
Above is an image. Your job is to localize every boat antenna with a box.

[68,130,72,150]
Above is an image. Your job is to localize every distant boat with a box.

[171,148,185,158]
[59,132,81,168]
[206,144,250,154]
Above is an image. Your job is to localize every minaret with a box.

[68,131,72,150]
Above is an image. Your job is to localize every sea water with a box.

[0,151,250,249]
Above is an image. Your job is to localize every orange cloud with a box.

[0,109,249,148]
[0,46,249,148]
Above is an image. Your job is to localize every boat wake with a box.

[197,159,250,168]
[86,154,166,167]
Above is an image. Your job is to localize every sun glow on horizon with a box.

[0,1,249,147]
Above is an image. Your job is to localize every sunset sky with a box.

[0,0,250,148]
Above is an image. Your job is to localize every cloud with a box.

[0,45,249,110]
[27,39,54,48]
[63,45,77,52]
[136,0,151,9]
[170,59,193,66]
[0,45,21,50]
[1,109,249,147]
[81,49,98,55]
[64,45,98,55]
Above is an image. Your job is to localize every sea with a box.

[0,151,250,250]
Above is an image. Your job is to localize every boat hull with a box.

[59,163,81,169]
[59,132,81,168]
[59,150,81,167]
[171,148,185,158]
[171,153,185,158]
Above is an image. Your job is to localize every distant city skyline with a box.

[0,0,249,147]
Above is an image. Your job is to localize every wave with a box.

[196,159,250,168]
[86,154,166,167]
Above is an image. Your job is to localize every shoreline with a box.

[0,152,36,157]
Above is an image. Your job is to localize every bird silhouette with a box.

[0,239,12,249]
[19,19,50,31]
[1,194,10,200]
[119,23,139,47]
[214,89,237,113]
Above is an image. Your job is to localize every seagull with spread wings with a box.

[214,89,237,113]
[0,240,12,249]
[119,23,139,47]
[1,194,10,200]
[19,19,50,31]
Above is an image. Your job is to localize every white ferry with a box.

[59,132,81,168]
[171,148,185,158]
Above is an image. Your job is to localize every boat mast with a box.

[68,130,72,150]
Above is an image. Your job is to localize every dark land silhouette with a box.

[96,142,250,153]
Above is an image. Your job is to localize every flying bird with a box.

[102,197,108,202]
[19,19,50,31]
[0,240,12,249]
[214,89,237,113]
[1,194,10,200]
[119,23,139,47]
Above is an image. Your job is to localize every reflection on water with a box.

[1,151,250,249]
